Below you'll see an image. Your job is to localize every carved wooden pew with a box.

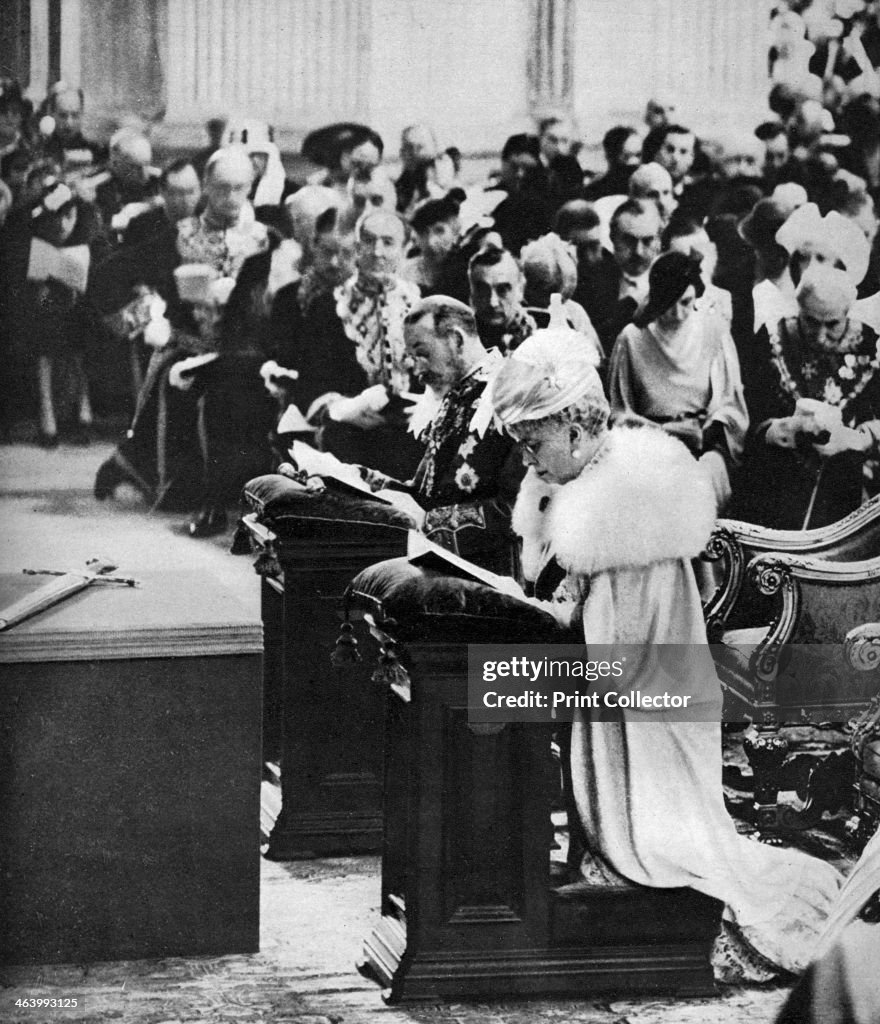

[346,557,721,1003]
[702,495,880,641]
[713,551,880,833]
[239,474,414,857]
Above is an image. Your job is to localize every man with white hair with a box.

[94,127,161,238]
[628,162,676,221]
[734,264,880,529]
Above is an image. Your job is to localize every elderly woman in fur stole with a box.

[490,324,842,983]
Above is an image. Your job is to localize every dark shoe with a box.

[94,458,125,500]
[188,507,228,538]
[37,431,59,449]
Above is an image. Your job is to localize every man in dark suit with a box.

[491,134,554,255]
[555,199,605,308]
[537,116,584,209]
[578,198,662,353]
[583,125,642,201]
[93,128,161,240]
[123,158,202,249]
[467,246,536,353]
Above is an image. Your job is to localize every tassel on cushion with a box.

[331,620,361,665]
[371,639,410,690]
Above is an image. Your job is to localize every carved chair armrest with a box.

[846,623,880,673]
[703,498,880,638]
[718,498,880,557]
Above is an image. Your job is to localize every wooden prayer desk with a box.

[240,474,413,859]
[0,571,262,965]
[347,559,721,1002]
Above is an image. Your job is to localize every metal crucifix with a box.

[0,557,140,632]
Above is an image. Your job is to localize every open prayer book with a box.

[27,239,91,294]
[288,440,392,505]
[406,531,526,599]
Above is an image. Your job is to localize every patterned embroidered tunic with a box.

[176,206,269,282]
[735,316,880,529]
[415,355,523,565]
[364,352,525,572]
[334,274,421,396]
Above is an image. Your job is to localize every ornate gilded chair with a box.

[700,498,880,835]
[712,552,880,834]
[846,623,880,850]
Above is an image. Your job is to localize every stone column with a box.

[527,0,575,118]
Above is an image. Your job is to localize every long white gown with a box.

[513,423,842,980]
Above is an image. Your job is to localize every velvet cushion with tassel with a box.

[242,474,415,542]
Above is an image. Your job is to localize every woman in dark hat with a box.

[607,250,748,508]
[401,189,464,294]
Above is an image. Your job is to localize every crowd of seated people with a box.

[0,0,879,549]
[2,5,880,1011]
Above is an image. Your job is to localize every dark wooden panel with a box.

[0,653,261,965]
[443,714,526,921]
[258,535,406,858]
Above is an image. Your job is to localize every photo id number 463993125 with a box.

[14,998,80,1009]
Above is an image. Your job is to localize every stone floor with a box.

[0,436,802,1023]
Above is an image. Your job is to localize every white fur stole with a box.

[512,425,717,579]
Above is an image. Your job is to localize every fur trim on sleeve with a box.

[514,425,717,577]
[511,469,557,582]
